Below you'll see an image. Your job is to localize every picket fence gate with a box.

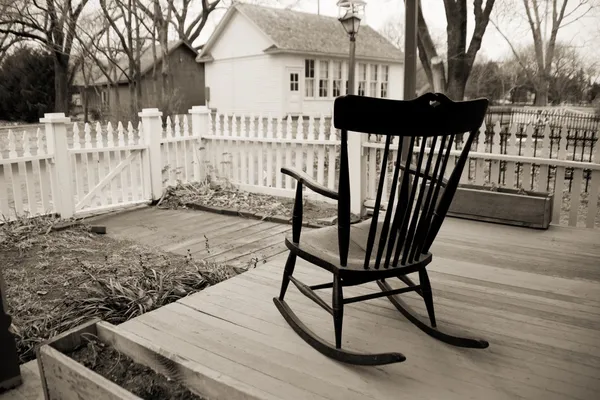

[0,107,209,222]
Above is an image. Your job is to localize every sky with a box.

[197,0,600,66]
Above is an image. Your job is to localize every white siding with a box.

[210,12,272,60]
[205,55,284,116]
[388,64,404,100]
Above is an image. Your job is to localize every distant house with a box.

[73,40,206,119]
[196,4,404,117]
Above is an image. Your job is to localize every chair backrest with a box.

[333,93,489,268]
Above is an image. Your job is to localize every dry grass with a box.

[1,215,237,364]
[159,180,340,223]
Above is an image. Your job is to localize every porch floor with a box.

[116,217,600,400]
[3,211,600,399]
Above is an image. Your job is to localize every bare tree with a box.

[399,0,495,100]
[136,0,176,104]
[0,0,90,112]
[0,28,24,66]
[99,0,146,118]
[170,0,221,47]
[505,41,597,104]
[380,14,404,50]
[72,13,130,121]
[491,0,596,105]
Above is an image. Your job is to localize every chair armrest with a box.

[281,167,339,200]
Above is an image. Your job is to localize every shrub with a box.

[0,46,55,122]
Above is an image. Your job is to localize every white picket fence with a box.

[362,125,600,229]
[202,113,340,202]
[0,108,207,222]
[1,106,599,229]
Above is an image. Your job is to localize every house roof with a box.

[197,4,403,63]
[73,40,198,87]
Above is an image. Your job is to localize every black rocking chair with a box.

[273,93,490,366]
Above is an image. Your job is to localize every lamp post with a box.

[337,0,365,96]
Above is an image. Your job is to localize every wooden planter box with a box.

[35,318,256,400]
[36,319,143,400]
[447,184,553,229]
[36,318,219,400]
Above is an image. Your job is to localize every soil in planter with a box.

[67,336,203,400]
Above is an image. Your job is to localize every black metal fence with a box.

[484,107,599,162]
[452,107,599,193]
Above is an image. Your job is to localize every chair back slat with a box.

[363,136,392,269]
[338,129,351,267]
[393,138,426,267]
[411,135,451,258]
[374,138,404,270]
[333,94,488,269]
[384,138,415,269]
[405,136,439,264]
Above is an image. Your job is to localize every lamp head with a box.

[337,0,366,36]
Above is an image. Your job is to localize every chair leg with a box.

[332,275,343,349]
[419,269,437,328]
[278,253,297,301]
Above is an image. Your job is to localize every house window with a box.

[381,65,389,98]
[305,59,315,97]
[101,89,109,106]
[319,61,329,97]
[290,73,299,91]
[358,63,366,96]
[343,61,349,95]
[369,64,378,97]
[332,61,342,97]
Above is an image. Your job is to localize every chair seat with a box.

[286,218,432,280]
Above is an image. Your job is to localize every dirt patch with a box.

[159,181,342,225]
[1,215,237,364]
[68,335,202,399]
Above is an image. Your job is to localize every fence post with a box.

[348,131,366,216]
[189,105,210,182]
[139,108,163,201]
[41,113,74,218]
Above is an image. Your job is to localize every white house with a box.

[196,3,404,117]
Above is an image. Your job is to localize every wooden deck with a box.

[90,206,297,268]
[116,216,600,400]
[3,208,600,399]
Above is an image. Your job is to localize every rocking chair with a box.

[273,93,490,366]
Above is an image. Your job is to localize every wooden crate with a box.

[447,184,553,229]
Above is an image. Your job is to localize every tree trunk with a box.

[54,54,70,113]
[534,76,549,106]
[446,66,468,100]
[82,88,88,123]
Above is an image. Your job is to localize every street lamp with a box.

[337,0,365,96]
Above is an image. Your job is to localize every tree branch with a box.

[0,27,47,44]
